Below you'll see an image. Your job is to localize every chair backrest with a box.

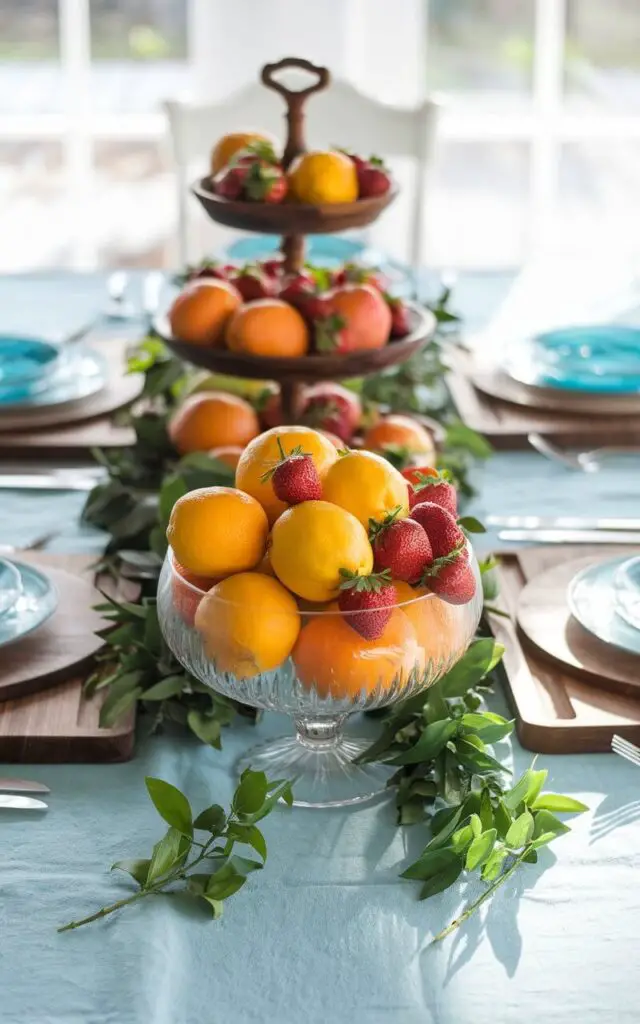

[164,79,438,269]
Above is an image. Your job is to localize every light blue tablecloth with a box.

[1,273,639,1024]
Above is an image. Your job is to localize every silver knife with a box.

[488,515,640,532]
[0,474,100,491]
[0,778,50,794]
[0,795,48,811]
[498,528,640,545]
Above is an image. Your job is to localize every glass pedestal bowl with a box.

[157,547,483,808]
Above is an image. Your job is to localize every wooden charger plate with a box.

[489,544,640,753]
[445,348,640,448]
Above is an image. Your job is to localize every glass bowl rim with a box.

[0,556,23,614]
[165,546,476,617]
[0,334,60,381]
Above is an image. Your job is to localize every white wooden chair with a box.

[164,79,439,269]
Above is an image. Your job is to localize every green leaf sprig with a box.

[58,770,293,932]
[87,591,256,743]
[358,640,588,938]
[403,765,587,943]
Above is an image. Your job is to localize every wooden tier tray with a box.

[193,177,398,235]
[490,545,640,753]
[446,349,640,449]
[154,304,436,384]
[0,553,136,763]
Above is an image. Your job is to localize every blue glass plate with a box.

[223,236,415,296]
[0,346,106,414]
[0,557,23,618]
[567,556,640,657]
[506,324,640,395]
[0,336,60,404]
[0,561,58,648]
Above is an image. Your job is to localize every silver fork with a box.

[611,734,640,767]
[528,433,639,473]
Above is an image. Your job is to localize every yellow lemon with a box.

[166,486,268,577]
[322,450,410,529]
[269,500,373,603]
[287,150,358,204]
[195,572,300,679]
[235,425,338,524]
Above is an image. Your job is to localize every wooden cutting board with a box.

[0,553,136,763]
[490,544,640,753]
[446,349,640,449]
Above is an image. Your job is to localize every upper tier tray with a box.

[192,177,399,235]
[154,302,435,384]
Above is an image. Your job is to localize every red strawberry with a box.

[261,438,321,504]
[410,501,465,558]
[182,259,232,284]
[279,271,318,307]
[357,158,392,199]
[386,295,412,338]
[261,257,284,279]
[370,509,432,584]
[212,164,249,200]
[297,382,362,443]
[424,552,476,605]
[338,569,397,640]
[333,263,388,293]
[244,162,287,203]
[338,149,368,173]
[402,467,457,516]
[259,389,284,430]
[230,266,277,301]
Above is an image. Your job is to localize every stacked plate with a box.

[474,323,640,416]
[0,557,58,648]
[0,334,107,429]
[568,555,640,657]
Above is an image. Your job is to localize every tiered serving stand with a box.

[155,56,436,418]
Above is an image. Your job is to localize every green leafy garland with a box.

[79,292,586,940]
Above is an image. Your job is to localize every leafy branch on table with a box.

[58,770,292,932]
[358,638,587,939]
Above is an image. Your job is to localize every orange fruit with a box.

[269,500,373,603]
[287,151,358,204]
[322,449,409,529]
[210,132,275,175]
[168,392,260,455]
[195,572,300,679]
[226,299,309,358]
[362,415,436,460]
[235,425,338,524]
[321,284,392,352]
[393,580,465,672]
[172,559,218,628]
[292,606,424,700]
[166,485,268,577]
[169,279,242,347]
[208,445,244,469]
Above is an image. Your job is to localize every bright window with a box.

[0,0,638,270]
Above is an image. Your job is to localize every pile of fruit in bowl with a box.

[157,424,483,719]
[167,256,416,357]
[167,381,439,471]
[208,131,393,205]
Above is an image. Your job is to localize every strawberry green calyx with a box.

[232,140,278,166]
[260,439,311,483]
[367,505,404,541]
[244,162,281,200]
[380,444,414,470]
[419,540,466,585]
[315,314,347,352]
[338,568,393,593]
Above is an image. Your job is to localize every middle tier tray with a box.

[153,303,436,384]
